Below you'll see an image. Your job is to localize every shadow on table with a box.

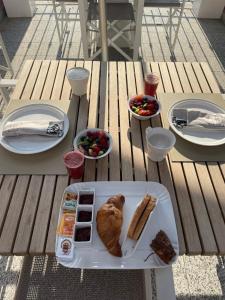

[14,256,145,300]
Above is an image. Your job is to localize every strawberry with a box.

[99,137,108,148]
[135,95,144,102]
[146,102,155,110]
[98,130,107,141]
[92,145,101,155]
[87,131,98,139]
[139,109,151,116]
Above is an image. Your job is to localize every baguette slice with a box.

[132,196,156,240]
[127,195,151,239]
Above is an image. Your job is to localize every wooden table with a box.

[0,59,224,256]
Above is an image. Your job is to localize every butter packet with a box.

[56,236,74,261]
[63,200,77,211]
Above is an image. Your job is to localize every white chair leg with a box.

[52,0,62,45]
[108,23,133,60]
[169,8,172,46]
[0,33,13,76]
[0,87,10,105]
[83,1,144,61]
[171,2,185,52]
[0,74,17,105]
[78,0,89,59]
[133,0,144,60]
[61,2,69,44]
[155,267,176,300]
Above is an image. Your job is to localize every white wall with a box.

[3,0,35,17]
[193,0,225,19]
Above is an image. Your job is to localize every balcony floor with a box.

[0,1,224,91]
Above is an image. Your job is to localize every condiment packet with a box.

[62,192,78,212]
[56,236,74,261]
[64,192,78,201]
[63,200,77,211]
[57,213,76,237]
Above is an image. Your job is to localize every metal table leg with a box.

[98,0,108,61]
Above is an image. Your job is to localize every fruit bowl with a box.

[128,95,161,121]
[73,128,112,160]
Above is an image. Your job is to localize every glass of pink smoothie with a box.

[144,73,160,97]
[64,150,84,179]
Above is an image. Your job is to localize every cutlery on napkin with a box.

[2,120,64,137]
[172,108,225,130]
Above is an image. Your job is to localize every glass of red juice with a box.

[64,150,84,179]
[144,73,160,97]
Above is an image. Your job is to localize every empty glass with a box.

[146,127,176,162]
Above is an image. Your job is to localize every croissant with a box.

[96,194,125,257]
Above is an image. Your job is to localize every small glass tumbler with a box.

[64,150,85,179]
[144,73,160,97]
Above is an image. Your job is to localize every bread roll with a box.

[128,195,156,240]
[127,195,150,239]
[133,198,156,240]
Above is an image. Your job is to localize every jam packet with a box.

[56,236,74,261]
[57,213,76,237]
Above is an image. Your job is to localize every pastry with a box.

[128,194,156,240]
[96,194,125,257]
[150,230,176,264]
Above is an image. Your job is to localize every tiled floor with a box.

[0,1,224,90]
[0,1,225,299]
[1,255,225,299]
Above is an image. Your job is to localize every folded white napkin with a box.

[2,120,64,137]
[173,108,225,130]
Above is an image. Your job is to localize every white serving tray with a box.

[168,99,225,146]
[0,104,69,154]
[56,181,179,269]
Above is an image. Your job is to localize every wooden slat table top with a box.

[0,60,225,256]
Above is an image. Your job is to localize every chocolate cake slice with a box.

[150,230,176,264]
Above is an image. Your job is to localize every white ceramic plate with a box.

[168,99,225,146]
[56,181,179,269]
[0,104,69,154]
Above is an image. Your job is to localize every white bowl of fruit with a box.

[128,95,161,120]
[73,128,112,160]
